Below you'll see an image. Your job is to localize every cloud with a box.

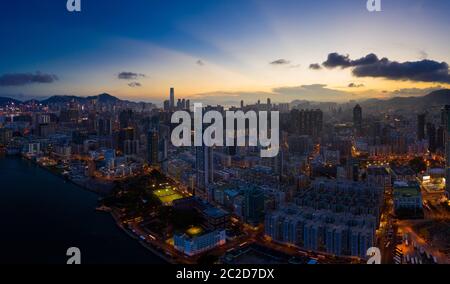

[272,84,353,102]
[0,72,58,86]
[118,72,146,80]
[309,63,322,70]
[419,50,428,60]
[389,86,443,97]
[128,82,142,88]
[321,52,450,83]
[270,59,291,65]
[348,83,365,88]
[322,53,379,68]
[353,59,450,83]
[196,60,205,66]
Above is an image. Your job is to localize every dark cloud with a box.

[270,59,290,65]
[309,63,322,70]
[118,72,146,80]
[196,60,205,66]
[322,52,450,83]
[322,53,352,68]
[353,59,450,83]
[348,83,364,88]
[128,82,142,88]
[350,53,379,66]
[322,53,379,68]
[0,72,58,86]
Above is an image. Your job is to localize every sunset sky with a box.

[0,0,449,104]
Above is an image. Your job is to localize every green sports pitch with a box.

[153,187,184,204]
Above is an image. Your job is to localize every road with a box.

[397,220,449,264]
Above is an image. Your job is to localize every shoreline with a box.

[17,155,173,264]
[109,208,174,264]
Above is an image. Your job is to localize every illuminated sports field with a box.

[153,187,184,204]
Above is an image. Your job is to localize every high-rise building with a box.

[147,129,159,165]
[170,87,175,111]
[437,126,444,149]
[163,100,170,112]
[290,109,323,137]
[117,127,135,152]
[427,123,436,153]
[353,104,362,135]
[196,145,214,194]
[124,140,139,156]
[244,186,265,226]
[96,117,112,136]
[0,128,13,145]
[186,100,190,111]
[441,105,450,128]
[119,109,133,129]
[417,113,426,141]
[445,109,450,198]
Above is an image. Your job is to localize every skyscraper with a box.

[353,104,362,135]
[147,129,159,166]
[117,127,135,152]
[290,109,323,137]
[427,123,436,153]
[196,145,214,195]
[417,113,426,141]
[244,186,265,226]
[163,100,170,111]
[437,126,445,149]
[445,109,450,198]
[186,100,190,111]
[441,105,450,128]
[170,87,175,111]
[119,109,134,129]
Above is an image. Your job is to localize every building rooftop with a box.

[391,166,416,176]
[186,226,204,238]
[203,206,229,219]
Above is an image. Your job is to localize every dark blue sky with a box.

[0,0,449,103]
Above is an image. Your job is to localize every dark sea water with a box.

[0,157,164,264]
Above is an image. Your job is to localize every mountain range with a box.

[359,89,450,112]
[0,89,449,111]
[0,93,132,106]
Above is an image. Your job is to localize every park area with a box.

[153,186,184,205]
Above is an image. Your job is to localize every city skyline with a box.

[1,0,450,104]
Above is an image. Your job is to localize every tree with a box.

[409,157,427,173]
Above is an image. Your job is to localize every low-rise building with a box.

[393,181,423,219]
[174,227,226,256]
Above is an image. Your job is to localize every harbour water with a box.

[0,157,164,264]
